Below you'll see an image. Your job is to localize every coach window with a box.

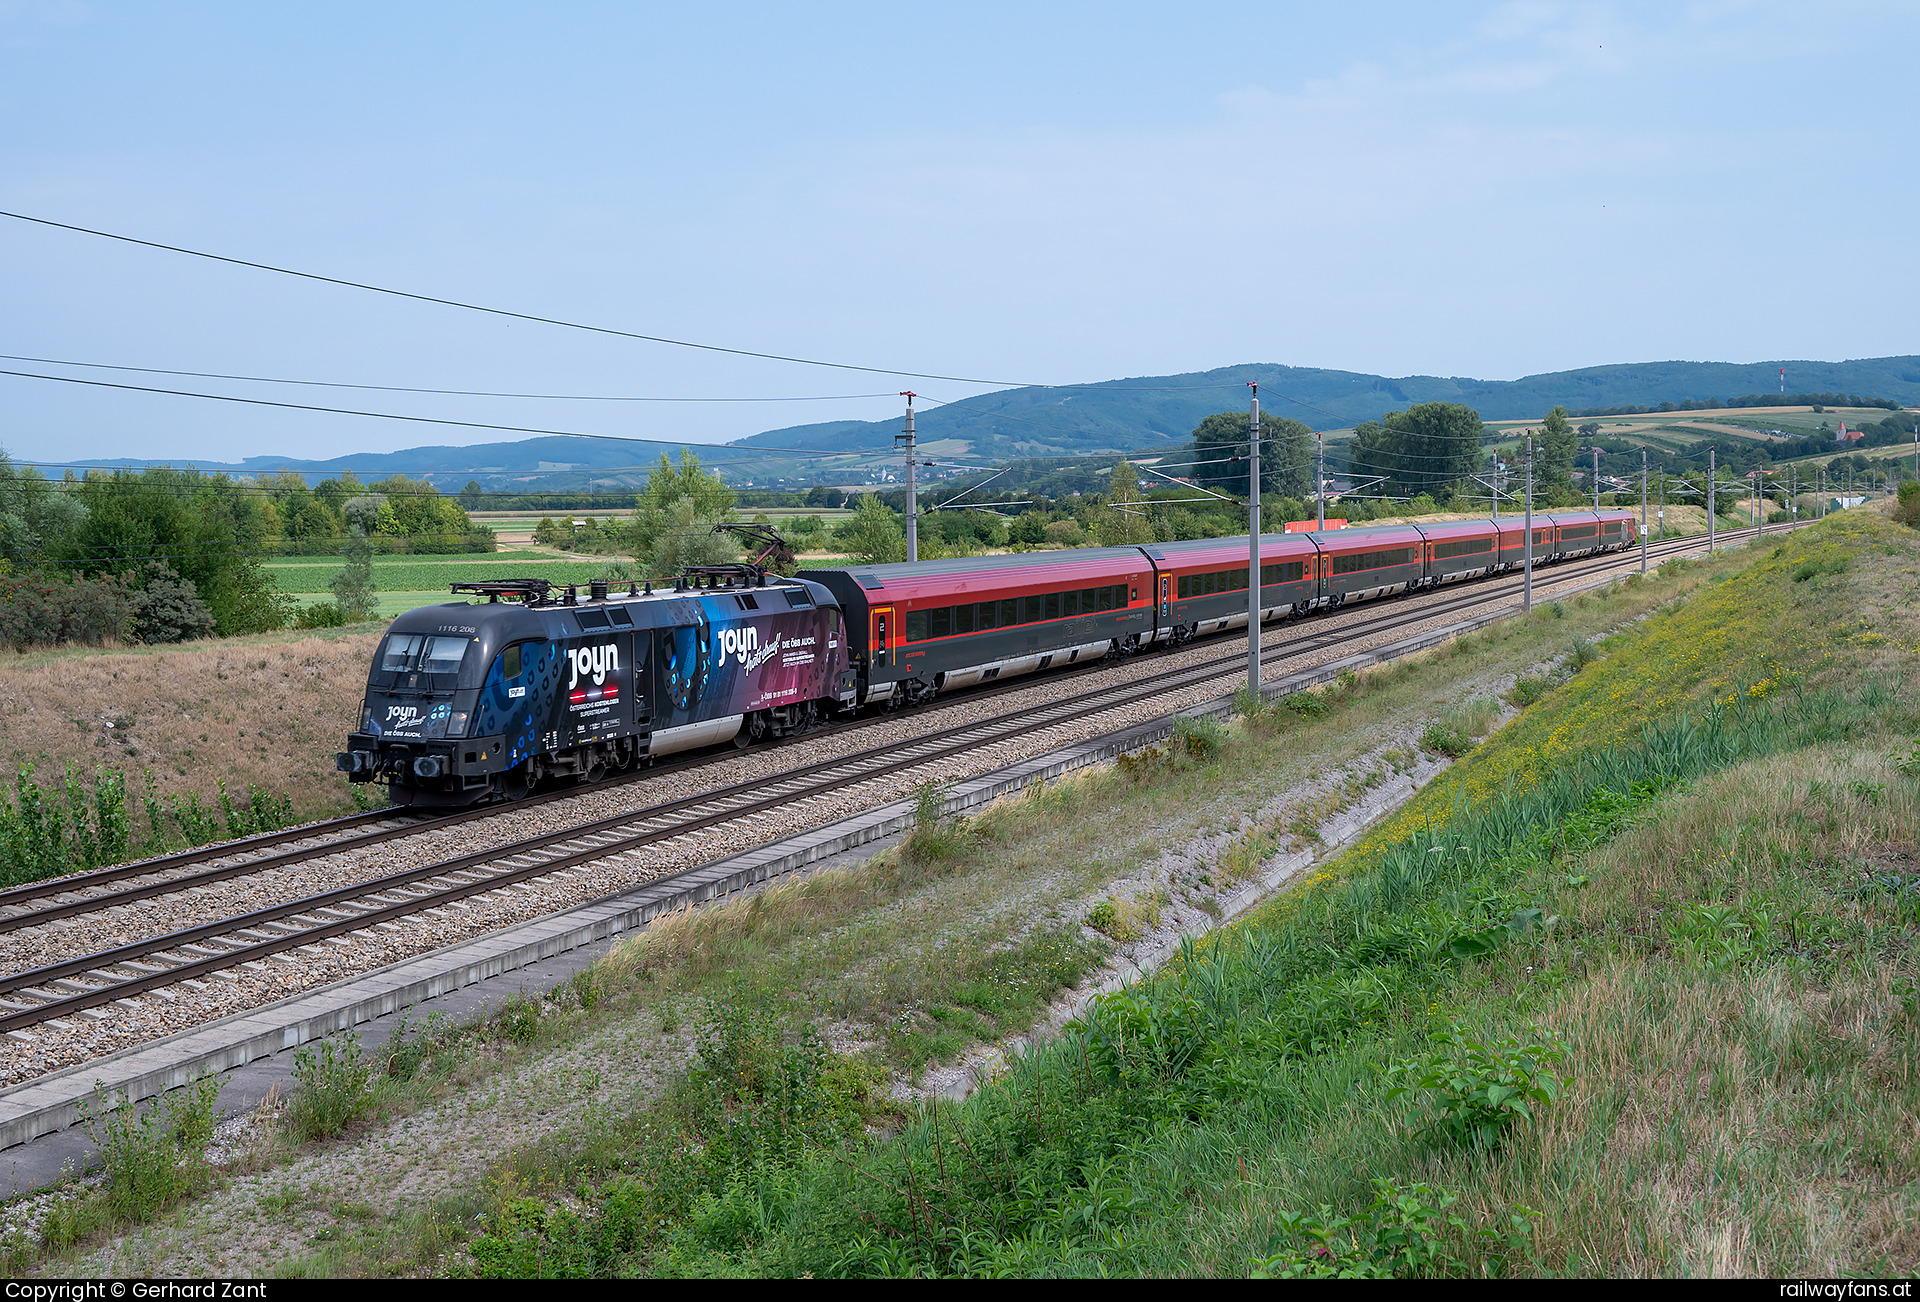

[976,602,996,630]
[997,599,1016,627]
[905,611,929,642]
[930,607,951,638]
[1021,595,1041,623]
[1044,593,1060,620]
[955,604,975,634]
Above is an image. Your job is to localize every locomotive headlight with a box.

[447,710,471,737]
[360,704,376,733]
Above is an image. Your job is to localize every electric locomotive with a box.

[336,570,856,806]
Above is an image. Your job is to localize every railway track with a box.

[0,524,1783,1035]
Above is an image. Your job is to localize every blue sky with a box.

[2,1,1916,467]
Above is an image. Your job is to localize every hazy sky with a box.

[3,1,1916,468]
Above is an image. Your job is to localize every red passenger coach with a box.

[1149,533,1317,641]
[1415,518,1502,586]
[810,547,1155,707]
[1309,522,1426,606]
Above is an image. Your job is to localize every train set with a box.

[337,509,1641,805]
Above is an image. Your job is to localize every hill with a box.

[734,356,1920,461]
[50,355,1920,489]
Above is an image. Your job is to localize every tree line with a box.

[0,450,490,649]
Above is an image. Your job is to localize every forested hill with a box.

[732,356,1920,458]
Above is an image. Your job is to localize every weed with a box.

[1508,674,1555,707]
[1252,1180,1469,1278]
[284,1033,373,1141]
[1385,1025,1566,1149]
[495,994,545,1044]
[378,1011,450,1083]
[1420,721,1474,759]
[1550,601,1567,619]
[904,781,973,863]
[81,1074,220,1222]
[1568,636,1600,671]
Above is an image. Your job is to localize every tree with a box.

[1008,512,1047,547]
[1348,403,1487,498]
[833,493,905,564]
[630,451,738,575]
[1539,405,1577,491]
[128,562,216,643]
[648,498,740,577]
[1092,461,1156,546]
[0,448,85,564]
[330,525,379,622]
[1190,412,1314,499]
[459,480,486,512]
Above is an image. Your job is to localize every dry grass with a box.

[1440,743,1920,1276]
[0,630,381,820]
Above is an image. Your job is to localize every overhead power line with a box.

[2,209,1293,395]
[0,367,870,459]
[0,354,899,403]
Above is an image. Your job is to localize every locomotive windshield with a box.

[380,634,470,675]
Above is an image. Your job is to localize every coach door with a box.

[870,605,894,670]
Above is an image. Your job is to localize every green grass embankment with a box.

[450,508,1920,1278]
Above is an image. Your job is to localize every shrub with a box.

[1508,674,1554,707]
[1172,713,1226,760]
[0,570,133,650]
[904,781,972,863]
[1252,1180,1468,1278]
[377,1011,449,1082]
[1895,481,1920,528]
[1791,555,1850,583]
[295,601,346,629]
[1420,720,1473,758]
[0,763,133,888]
[1385,1024,1565,1149]
[1042,520,1085,547]
[1282,689,1331,720]
[284,1033,373,1141]
[1568,636,1600,671]
[125,562,215,644]
[82,1074,220,1222]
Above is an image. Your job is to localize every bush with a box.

[126,562,215,644]
[1385,1024,1565,1149]
[295,601,346,629]
[0,763,133,888]
[82,1074,220,1222]
[1420,720,1473,758]
[1896,481,1920,528]
[1042,520,1085,547]
[1252,1180,1468,1278]
[0,570,133,650]
[284,1033,373,1141]
[1508,674,1554,707]
[904,781,972,863]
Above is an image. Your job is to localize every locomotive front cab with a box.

[337,607,547,806]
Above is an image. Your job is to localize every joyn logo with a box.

[385,704,424,728]
[716,625,759,666]
[567,643,620,689]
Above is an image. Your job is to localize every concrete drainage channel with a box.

[0,561,1668,1192]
